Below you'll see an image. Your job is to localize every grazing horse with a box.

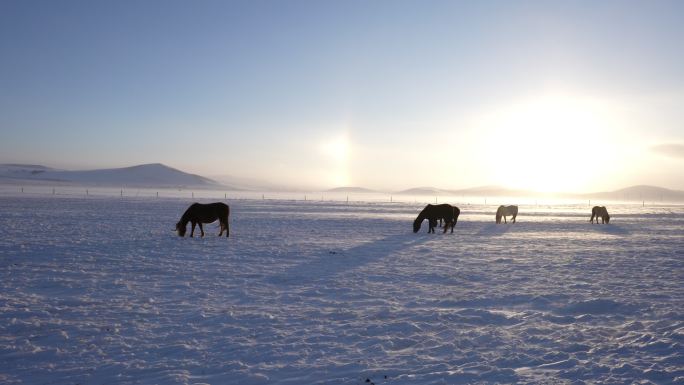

[176,202,230,237]
[590,206,610,224]
[413,204,460,234]
[495,205,518,224]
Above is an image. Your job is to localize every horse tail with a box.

[225,205,230,237]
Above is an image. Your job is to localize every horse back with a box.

[185,202,229,222]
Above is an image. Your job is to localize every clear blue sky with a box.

[1,0,683,191]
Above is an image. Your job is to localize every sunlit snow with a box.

[1,192,682,384]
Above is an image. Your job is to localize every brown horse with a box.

[413,204,460,234]
[590,206,610,224]
[176,202,230,237]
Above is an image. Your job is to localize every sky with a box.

[1,0,683,192]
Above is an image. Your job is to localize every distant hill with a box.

[448,185,534,197]
[581,185,684,202]
[325,186,378,193]
[0,163,229,188]
[383,184,684,202]
[396,185,534,197]
[395,186,452,195]
[211,174,292,191]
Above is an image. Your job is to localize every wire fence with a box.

[1,183,681,208]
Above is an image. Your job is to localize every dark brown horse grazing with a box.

[590,206,610,224]
[413,204,460,234]
[176,202,230,237]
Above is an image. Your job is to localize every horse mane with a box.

[179,204,195,223]
[413,207,428,230]
[495,206,504,221]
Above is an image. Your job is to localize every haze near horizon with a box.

[1,1,683,193]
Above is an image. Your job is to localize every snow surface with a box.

[1,194,682,384]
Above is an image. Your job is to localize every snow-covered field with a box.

[1,194,682,384]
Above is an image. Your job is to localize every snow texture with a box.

[1,195,682,384]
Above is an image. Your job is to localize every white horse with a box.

[496,205,518,224]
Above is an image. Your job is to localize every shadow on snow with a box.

[268,232,431,285]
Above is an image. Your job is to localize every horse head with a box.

[175,221,187,237]
[413,215,424,233]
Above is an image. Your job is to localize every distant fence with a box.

[1,184,682,207]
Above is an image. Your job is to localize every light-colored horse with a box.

[590,206,610,224]
[496,205,518,224]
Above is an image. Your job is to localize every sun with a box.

[477,95,621,193]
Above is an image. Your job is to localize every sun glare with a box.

[319,133,351,186]
[477,95,622,193]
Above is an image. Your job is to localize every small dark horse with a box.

[176,202,230,238]
[413,204,460,234]
[590,206,610,224]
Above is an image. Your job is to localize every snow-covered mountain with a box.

[0,163,225,188]
[325,186,379,193]
[395,186,452,195]
[580,185,684,201]
[395,185,533,197]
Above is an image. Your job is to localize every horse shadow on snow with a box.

[268,232,431,285]
[476,222,514,237]
[589,223,630,236]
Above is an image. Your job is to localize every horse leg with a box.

[190,222,196,237]
[504,216,507,224]
[198,223,205,237]
[226,222,230,238]
[512,215,516,223]
[219,220,229,237]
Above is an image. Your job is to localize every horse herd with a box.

[175,202,612,238]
